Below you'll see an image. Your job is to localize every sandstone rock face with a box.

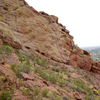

[0,0,93,70]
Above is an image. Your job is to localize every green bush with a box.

[34,66,40,73]
[59,78,65,87]
[15,49,31,65]
[35,58,48,67]
[33,86,40,96]
[52,67,61,72]
[66,71,71,77]
[56,68,60,72]
[39,70,49,81]
[52,67,56,71]
[34,67,58,84]
[86,77,94,85]
[0,44,13,55]
[11,61,31,78]
[20,87,30,96]
[42,89,49,97]
[68,79,94,97]
[98,89,100,94]
[0,91,12,100]
[49,73,58,84]
[62,96,68,100]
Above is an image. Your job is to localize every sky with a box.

[25,0,100,48]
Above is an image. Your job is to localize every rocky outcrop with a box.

[0,0,94,71]
[20,72,34,81]
[92,61,100,74]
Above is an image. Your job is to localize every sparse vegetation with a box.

[33,86,40,96]
[0,43,100,100]
[20,87,30,96]
[0,44,13,55]
[32,57,48,67]
[41,88,49,97]
[86,77,94,85]
[62,96,68,100]
[0,91,12,100]
[11,61,31,78]
[34,67,59,84]
[52,67,61,72]
[0,16,4,21]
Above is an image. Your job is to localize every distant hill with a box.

[82,46,100,61]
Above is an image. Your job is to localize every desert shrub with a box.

[68,83,77,90]
[34,66,41,73]
[0,91,12,100]
[34,58,48,67]
[39,70,49,81]
[0,44,13,55]
[86,77,94,85]
[52,67,56,71]
[56,68,60,72]
[47,91,62,100]
[85,95,95,100]
[74,66,81,70]
[73,79,87,90]
[42,88,49,97]
[52,67,61,72]
[62,96,68,100]
[15,49,31,65]
[20,87,30,96]
[59,78,65,87]
[0,55,5,60]
[11,61,31,78]
[66,71,71,77]
[34,67,59,84]
[40,59,48,67]
[98,89,100,94]
[49,72,58,84]
[33,86,40,96]
[68,79,94,97]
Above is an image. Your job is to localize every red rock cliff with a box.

[0,0,93,71]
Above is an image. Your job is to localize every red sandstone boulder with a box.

[92,61,100,74]
[69,53,93,71]
[20,72,34,81]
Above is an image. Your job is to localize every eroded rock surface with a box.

[0,0,94,71]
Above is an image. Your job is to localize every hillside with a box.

[0,43,100,100]
[0,0,100,100]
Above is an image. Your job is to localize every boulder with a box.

[43,80,49,86]
[91,61,100,74]
[69,53,93,71]
[20,72,34,81]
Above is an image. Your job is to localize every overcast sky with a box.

[25,0,100,48]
